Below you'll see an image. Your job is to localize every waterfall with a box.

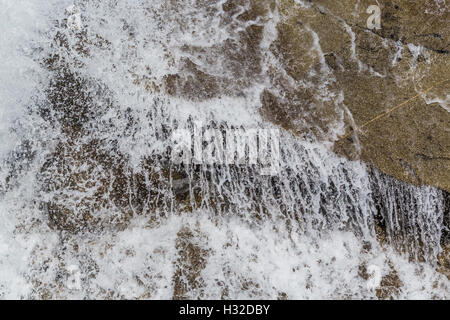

[0,0,448,299]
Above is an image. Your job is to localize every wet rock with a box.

[162,0,275,100]
[274,0,450,192]
[173,226,209,299]
[376,263,403,300]
[437,244,450,280]
[369,166,446,262]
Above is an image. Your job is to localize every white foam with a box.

[0,0,448,300]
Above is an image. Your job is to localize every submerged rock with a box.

[3,0,448,299]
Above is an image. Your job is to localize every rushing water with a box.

[0,0,448,299]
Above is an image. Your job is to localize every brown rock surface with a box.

[272,0,450,191]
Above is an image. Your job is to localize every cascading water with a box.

[0,0,448,299]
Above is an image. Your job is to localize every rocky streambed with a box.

[0,0,449,299]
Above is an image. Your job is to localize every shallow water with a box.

[0,0,448,299]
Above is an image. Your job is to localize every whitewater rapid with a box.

[0,0,448,299]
